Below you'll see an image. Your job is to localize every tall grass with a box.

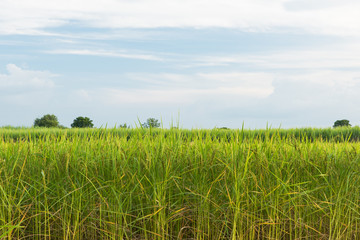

[1,126,360,142]
[1,127,360,239]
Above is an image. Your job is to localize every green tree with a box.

[118,123,130,129]
[34,114,59,128]
[142,118,160,128]
[71,116,94,128]
[333,119,351,128]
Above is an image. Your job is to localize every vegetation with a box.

[4,125,360,142]
[333,119,351,128]
[142,117,160,128]
[118,123,130,129]
[33,114,59,128]
[1,127,360,239]
[71,116,94,128]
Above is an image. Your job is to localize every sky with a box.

[1,0,360,129]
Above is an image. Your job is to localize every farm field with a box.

[1,127,360,239]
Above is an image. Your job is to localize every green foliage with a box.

[141,118,160,128]
[0,125,28,129]
[118,123,130,129]
[71,116,94,128]
[3,126,360,142]
[1,128,360,239]
[333,119,351,128]
[33,114,59,128]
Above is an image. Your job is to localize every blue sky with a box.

[1,0,360,128]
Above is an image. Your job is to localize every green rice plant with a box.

[1,127,360,239]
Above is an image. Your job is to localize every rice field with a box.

[1,127,360,239]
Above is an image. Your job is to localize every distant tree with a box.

[118,123,130,129]
[34,114,59,128]
[333,119,351,128]
[71,116,94,128]
[142,118,160,128]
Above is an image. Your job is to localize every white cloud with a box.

[277,70,360,96]
[0,0,360,36]
[76,89,92,101]
[75,72,274,105]
[0,64,56,89]
[283,0,355,11]
[47,49,162,61]
[101,87,271,105]
[262,69,360,124]
[193,42,360,70]
[68,69,360,128]
[0,64,57,107]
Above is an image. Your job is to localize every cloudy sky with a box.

[1,0,360,128]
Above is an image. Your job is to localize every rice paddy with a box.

[1,127,360,239]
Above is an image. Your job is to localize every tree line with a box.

[33,114,160,129]
[31,114,355,129]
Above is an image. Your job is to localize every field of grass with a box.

[1,127,360,239]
